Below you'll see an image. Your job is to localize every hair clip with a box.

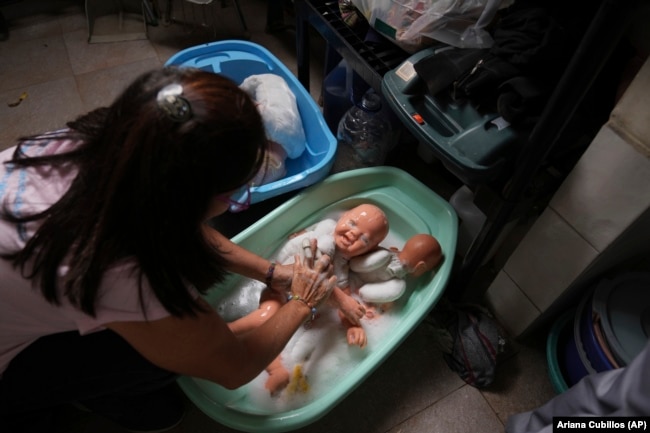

[156,83,192,122]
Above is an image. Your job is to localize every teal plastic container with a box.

[381,47,521,186]
[177,167,458,432]
[546,310,572,394]
[165,40,337,204]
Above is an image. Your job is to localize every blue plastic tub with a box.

[577,294,615,373]
[177,167,457,432]
[165,40,337,204]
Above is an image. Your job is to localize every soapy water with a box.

[248,301,401,412]
[217,277,402,413]
[215,222,407,413]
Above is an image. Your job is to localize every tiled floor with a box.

[0,1,558,432]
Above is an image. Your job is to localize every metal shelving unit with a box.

[294,0,643,301]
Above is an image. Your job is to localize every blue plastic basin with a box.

[165,40,337,205]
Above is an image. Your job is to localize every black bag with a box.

[413,47,488,97]
[413,6,571,125]
[427,300,506,388]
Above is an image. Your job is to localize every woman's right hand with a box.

[289,245,337,309]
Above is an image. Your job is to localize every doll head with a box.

[399,234,442,277]
[334,204,389,259]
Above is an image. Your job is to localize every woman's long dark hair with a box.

[2,67,266,317]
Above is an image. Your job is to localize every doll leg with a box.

[264,356,291,396]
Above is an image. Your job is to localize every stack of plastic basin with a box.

[547,271,650,393]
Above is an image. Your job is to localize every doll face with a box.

[334,204,389,259]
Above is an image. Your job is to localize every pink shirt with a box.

[0,133,173,376]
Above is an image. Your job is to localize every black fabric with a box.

[490,7,565,73]
[452,53,521,104]
[427,300,506,388]
[412,3,599,126]
[443,308,503,388]
[452,7,567,124]
[413,47,487,97]
[0,330,182,433]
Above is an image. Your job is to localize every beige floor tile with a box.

[480,341,557,424]
[148,22,219,65]
[75,56,163,112]
[0,35,73,92]
[1,0,84,42]
[387,385,505,433]
[63,28,158,75]
[0,76,84,149]
[3,13,63,42]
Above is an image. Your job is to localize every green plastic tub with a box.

[178,166,457,432]
[546,310,573,394]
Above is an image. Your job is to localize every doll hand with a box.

[346,326,367,348]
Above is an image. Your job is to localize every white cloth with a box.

[0,134,175,376]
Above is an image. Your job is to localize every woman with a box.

[0,68,336,432]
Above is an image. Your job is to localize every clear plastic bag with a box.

[350,0,513,53]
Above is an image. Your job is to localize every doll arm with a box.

[338,310,367,348]
[329,286,365,326]
[349,248,393,274]
[358,279,407,304]
[228,288,285,335]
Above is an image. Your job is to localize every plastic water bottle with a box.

[333,91,392,172]
[322,59,353,134]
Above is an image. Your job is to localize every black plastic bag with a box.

[427,300,506,388]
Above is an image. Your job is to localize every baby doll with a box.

[349,233,442,313]
[275,203,389,346]
[228,204,389,395]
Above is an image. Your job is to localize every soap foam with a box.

[215,223,407,413]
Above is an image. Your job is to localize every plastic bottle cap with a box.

[360,93,382,112]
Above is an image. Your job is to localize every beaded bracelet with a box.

[287,293,317,322]
[265,261,276,287]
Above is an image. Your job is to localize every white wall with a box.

[485,57,650,337]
